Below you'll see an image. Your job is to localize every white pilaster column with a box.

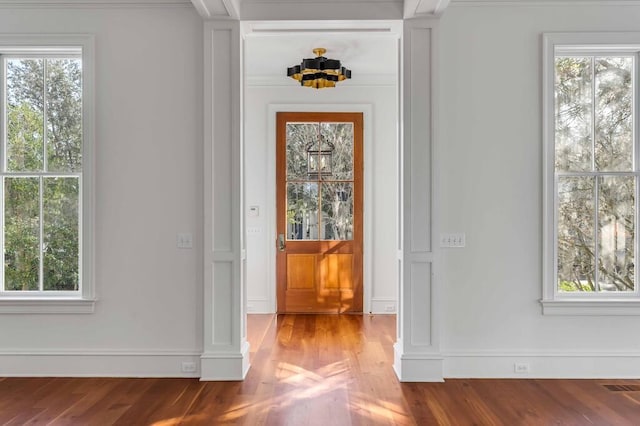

[201,20,249,380]
[394,19,443,382]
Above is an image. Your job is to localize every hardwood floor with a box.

[1,314,640,425]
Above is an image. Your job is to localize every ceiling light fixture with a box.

[287,48,352,89]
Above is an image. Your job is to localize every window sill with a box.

[0,298,96,314]
[540,299,640,316]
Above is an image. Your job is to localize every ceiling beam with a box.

[404,0,450,17]
[190,0,237,18]
[222,0,240,18]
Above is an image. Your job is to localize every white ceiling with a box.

[244,34,399,79]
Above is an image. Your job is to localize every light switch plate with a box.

[248,206,260,217]
[177,233,193,249]
[440,233,465,248]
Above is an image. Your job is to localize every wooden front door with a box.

[276,112,363,313]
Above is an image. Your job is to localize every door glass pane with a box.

[321,182,353,240]
[557,176,595,292]
[6,59,45,172]
[555,57,593,172]
[46,58,82,172]
[4,177,40,291]
[287,182,318,240]
[43,177,79,291]
[320,122,353,181]
[286,123,318,181]
[598,176,634,292]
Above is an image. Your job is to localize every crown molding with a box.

[0,0,192,8]
[241,19,404,36]
[450,0,640,6]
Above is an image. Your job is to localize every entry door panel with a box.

[276,112,363,313]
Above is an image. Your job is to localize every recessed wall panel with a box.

[212,28,233,252]
[409,27,431,253]
[410,261,431,346]
[213,261,233,345]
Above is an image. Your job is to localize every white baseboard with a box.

[444,351,640,379]
[5,349,638,380]
[370,298,397,314]
[0,350,202,377]
[200,341,250,381]
[247,299,273,313]
[393,343,444,382]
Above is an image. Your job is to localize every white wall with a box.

[4,1,640,380]
[0,6,204,377]
[244,83,398,314]
[438,4,640,377]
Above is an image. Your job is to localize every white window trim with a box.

[542,32,640,315]
[0,34,95,314]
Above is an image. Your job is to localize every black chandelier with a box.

[287,48,352,89]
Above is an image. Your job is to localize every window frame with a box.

[542,32,640,315]
[0,35,94,314]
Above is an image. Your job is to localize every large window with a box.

[0,37,94,313]
[543,33,640,315]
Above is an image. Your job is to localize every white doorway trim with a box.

[202,18,442,382]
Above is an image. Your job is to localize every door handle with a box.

[278,234,286,251]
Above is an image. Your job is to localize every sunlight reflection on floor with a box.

[213,359,411,425]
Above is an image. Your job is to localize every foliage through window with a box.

[554,52,637,295]
[285,122,354,241]
[1,54,82,294]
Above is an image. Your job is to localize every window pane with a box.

[555,57,593,172]
[4,177,40,291]
[320,122,353,181]
[6,59,44,172]
[43,177,79,291]
[286,123,319,181]
[46,58,82,172]
[321,182,353,240]
[595,57,633,171]
[287,182,318,240]
[598,176,635,292]
[557,176,595,292]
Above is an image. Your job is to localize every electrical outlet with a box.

[384,304,395,313]
[514,363,530,374]
[181,361,197,373]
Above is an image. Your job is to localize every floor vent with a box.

[603,384,640,392]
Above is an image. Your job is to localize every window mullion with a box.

[38,176,44,292]
[594,175,600,292]
[43,59,47,173]
[317,123,322,241]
